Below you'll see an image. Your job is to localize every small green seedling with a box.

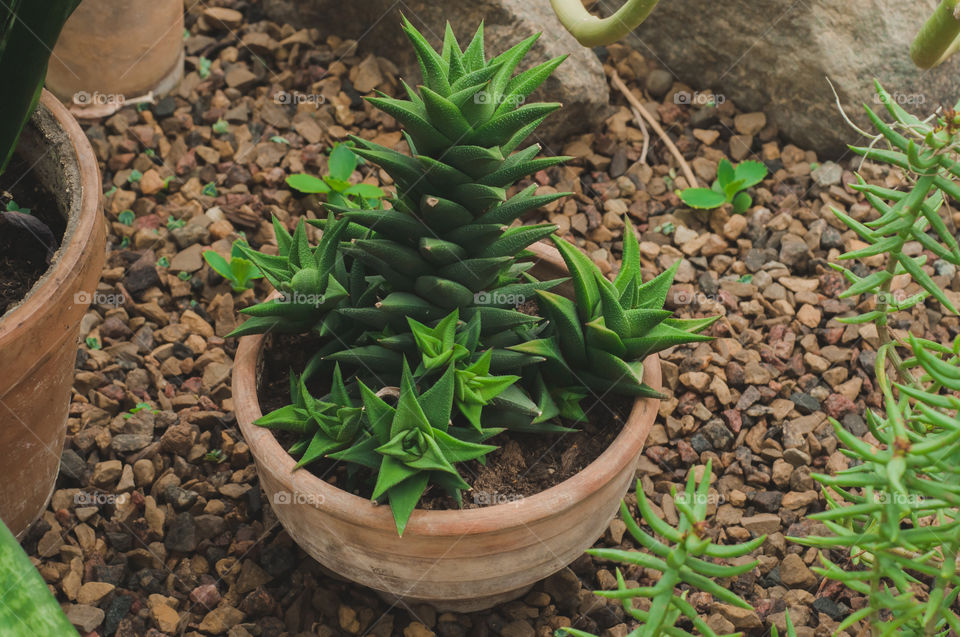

[198,57,212,79]
[104,185,117,198]
[203,241,264,293]
[128,169,143,184]
[202,182,218,197]
[203,449,227,463]
[177,271,192,281]
[679,158,766,214]
[117,210,135,226]
[123,402,158,419]
[270,135,290,145]
[212,118,229,135]
[6,200,29,215]
[166,215,185,231]
[286,142,385,209]
[85,337,100,350]
[157,256,170,268]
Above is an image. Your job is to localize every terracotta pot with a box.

[234,242,661,611]
[46,0,184,104]
[0,91,105,537]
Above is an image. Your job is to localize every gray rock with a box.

[171,223,210,250]
[701,419,734,450]
[165,512,198,552]
[811,160,843,187]
[261,0,610,145]
[624,0,958,155]
[645,69,674,99]
[111,434,153,453]
[66,604,105,633]
[543,567,581,612]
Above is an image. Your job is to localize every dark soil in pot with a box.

[0,156,66,315]
[258,333,635,509]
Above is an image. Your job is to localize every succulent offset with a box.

[237,20,716,534]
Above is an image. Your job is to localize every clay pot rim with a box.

[0,91,101,345]
[235,242,662,536]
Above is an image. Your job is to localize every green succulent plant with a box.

[330,17,570,334]
[557,461,764,637]
[229,215,381,342]
[512,221,717,406]
[235,20,703,537]
[255,362,364,468]
[331,359,500,535]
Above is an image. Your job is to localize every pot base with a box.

[376,584,534,613]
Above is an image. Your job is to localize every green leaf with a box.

[328,143,358,181]
[387,472,430,536]
[733,159,767,189]
[679,188,726,209]
[343,183,385,199]
[287,173,331,194]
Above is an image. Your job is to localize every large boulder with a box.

[261,0,610,148]
[625,0,957,155]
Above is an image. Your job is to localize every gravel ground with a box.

[24,2,960,636]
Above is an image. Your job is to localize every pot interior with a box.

[0,101,84,318]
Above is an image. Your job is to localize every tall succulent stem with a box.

[911,0,960,68]
[549,0,660,46]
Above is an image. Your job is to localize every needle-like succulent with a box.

[558,460,764,637]
[512,220,717,403]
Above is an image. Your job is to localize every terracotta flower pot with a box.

[46,0,184,106]
[0,91,105,537]
[234,242,661,611]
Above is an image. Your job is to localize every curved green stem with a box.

[549,0,661,46]
[911,0,960,69]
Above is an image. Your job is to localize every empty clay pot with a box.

[46,0,184,104]
[234,241,661,612]
[0,91,106,537]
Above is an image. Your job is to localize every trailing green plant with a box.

[287,143,385,209]
[202,240,264,293]
[782,81,960,635]
[678,158,766,214]
[556,461,764,637]
[236,20,712,535]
